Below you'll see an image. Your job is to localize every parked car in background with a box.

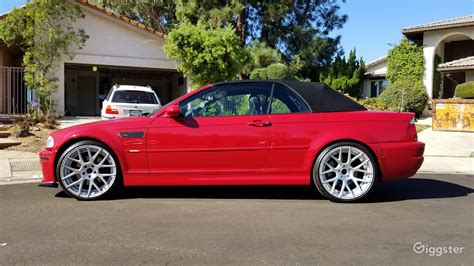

[41,81,424,202]
[101,85,161,119]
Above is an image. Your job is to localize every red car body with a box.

[40,81,424,195]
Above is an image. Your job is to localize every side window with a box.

[270,84,311,114]
[179,83,272,118]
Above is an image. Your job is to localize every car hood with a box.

[50,116,151,139]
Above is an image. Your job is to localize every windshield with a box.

[111,90,158,104]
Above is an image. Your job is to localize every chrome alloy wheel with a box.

[60,144,117,199]
[317,145,375,201]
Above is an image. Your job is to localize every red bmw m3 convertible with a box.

[40,81,424,202]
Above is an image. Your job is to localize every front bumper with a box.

[371,141,425,181]
[39,149,57,183]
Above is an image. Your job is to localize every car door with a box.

[147,82,273,175]
[264,83,313,173]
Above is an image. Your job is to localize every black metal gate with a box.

[0,67,27,114]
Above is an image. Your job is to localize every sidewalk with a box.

[0,150,42,185]
[417,127,473,175]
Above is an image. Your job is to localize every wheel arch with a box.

[54,137,124,182]
[310,139,383,182]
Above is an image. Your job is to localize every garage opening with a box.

[64,64,187,116]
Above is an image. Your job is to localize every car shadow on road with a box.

[54,177,473,202]
[369,178,473,203]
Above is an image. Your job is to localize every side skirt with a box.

[123,173,310,186]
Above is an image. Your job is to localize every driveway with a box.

[0,173,472,265]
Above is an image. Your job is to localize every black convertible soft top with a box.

[214,80,366,113]
[277,80,366,112]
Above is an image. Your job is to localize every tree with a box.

[386,39,424,84]
[164,22,251,89]
[319,49,365,97]
[247,41,281,70]
[89,0,178,34]
[379,78,428,118]
[98,0,347,82]
[246,0,347,80]
[0,0,88,119]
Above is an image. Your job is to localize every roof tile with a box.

[403,15,474,33]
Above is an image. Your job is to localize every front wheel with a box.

[313,142,378,202]
[56,140,122,200]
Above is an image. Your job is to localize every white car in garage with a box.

[101,85,162,119]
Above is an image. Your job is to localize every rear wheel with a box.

[56,140,122,200]
[313,142,378,202]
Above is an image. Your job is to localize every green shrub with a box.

[379,79,428,118]
[454,81,474,99]
[250,68,268,79]
[266,63,292,80]
[358,97,385,111]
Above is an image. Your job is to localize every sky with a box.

[332,0,474,62]
[1,0,473,63]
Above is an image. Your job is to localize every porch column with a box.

[423,46,435,98]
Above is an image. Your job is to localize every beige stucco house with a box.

[0,0,189,116]
[362,14,474,99]
[361,56,388,98]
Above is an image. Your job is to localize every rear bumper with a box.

[39,150,57,183]
[370,141,425,181]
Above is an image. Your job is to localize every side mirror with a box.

[164,105,181,118]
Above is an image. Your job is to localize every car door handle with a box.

[247,120,272,127]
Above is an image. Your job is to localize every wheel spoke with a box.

[330,180,338,194]
[91,180,101,192]
[353,169,372,174]
[98,153,109,166]
[91,148,102,163]
[100,165,115,168]
[86,181,93,198]
[98,173,115,177]
[98,176,109,188]
[67,157,82,164]
[66,178,81,188]
[324,162,335,170]
[350,152,363,163]
[77,149,84,163]
[354,159,370,169]
[346,147,351,164]
[322,176,338,184]
[77,179,84,196]
[322,168,336,175]
[87,146,92,163]
[338,181,345,198]
[351,177,362,192]
[62,171,77,180]
[65,165,80,173]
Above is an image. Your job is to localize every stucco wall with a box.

[362,59,387,97]
[422,26,474,98]
[52,4,179,115]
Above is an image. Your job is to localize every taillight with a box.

[105,105,119,115]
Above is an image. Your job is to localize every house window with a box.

[370,79,388,97]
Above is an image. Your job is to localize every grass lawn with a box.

[416,124,431,133]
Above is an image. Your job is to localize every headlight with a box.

[45,136,54,148]
[409,117,415,124]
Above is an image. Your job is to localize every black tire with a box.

[312,142,378,203]
[56,140,123,200]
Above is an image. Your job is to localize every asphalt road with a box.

[1,173,473,265]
